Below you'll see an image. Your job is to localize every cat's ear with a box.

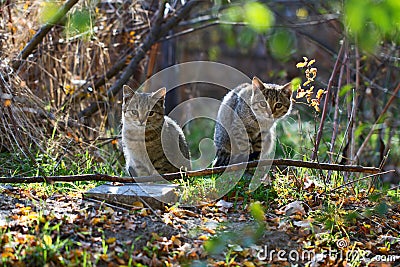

[252,76,265,90]
[281,82,293,98]
[152,87,167,100]
[123,85,135,102]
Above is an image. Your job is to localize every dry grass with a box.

[0,0,152,173]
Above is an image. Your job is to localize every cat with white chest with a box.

[121,85,191,176]
[214,76,292,166]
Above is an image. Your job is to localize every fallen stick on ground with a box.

[0,159,381,184]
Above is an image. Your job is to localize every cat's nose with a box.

[139,118,146,125]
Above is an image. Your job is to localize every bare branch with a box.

[0,159,381,184]
[162,14,340,41]
[354,82,400,162]
[62,52,131,106]
[331,170,394,193]
[311,41,345,160]
[78,0,199,119]
[329,47,347,163]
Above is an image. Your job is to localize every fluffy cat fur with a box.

[122,85,191,176]
[214,76,292,167]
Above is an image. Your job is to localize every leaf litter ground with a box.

[0,178,399,266]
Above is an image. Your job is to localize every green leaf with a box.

[370,4,391,33]
[43,234,52,247]
[344,0,367,34]
[345,211,360,224]
[324,219,335,230]
[358,25,380,52]
[68,9,92,34]
[40,1,61,24]
[220,24,236,48]
[244,2,274,33]
[238,27,256,48]
[269,29,295,60]
[343,0,399,52]
[250,202,265,223]
[388,0,400,25]
[374,202,389,216]
[204,236,227,255]
[291,77,302,91]
[208,46,220,61]
[388,189,400,203]
[221,6,243,23]
[368,193,381,202]
[354,123,368,139]
[362,208,373,218]
[339,84,353,97]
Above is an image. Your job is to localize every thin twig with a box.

[78,0,199,119]
[341,41,352,166]
[389,184,400,191]
[350,46,360,162]
[354,83,400,162]
[0,159,381,184]
[84,197,131,212]
[335,42,351,165]
[360,212,400,235]
[330,170,394,192]
[63,52,131,106]
[162,15,340,41]
[329,44,346,163]
[5,106,52,183]
[6,0,15,45]
[311,41,345,160]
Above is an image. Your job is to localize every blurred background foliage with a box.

[345,0,400,51]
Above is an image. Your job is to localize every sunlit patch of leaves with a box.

[314,200,349,234]
[177,175,222,206]
[1,169,400,266]
[295,57,326,112]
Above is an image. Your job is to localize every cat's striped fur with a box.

[122,86,191,176]
[214,76,292,167]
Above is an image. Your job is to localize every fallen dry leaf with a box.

[283,201,306,216]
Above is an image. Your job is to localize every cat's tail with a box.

[212,149,230,167]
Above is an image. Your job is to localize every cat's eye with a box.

[275,103,283,109]
[259,102,268,107]
[129,110,138,116]
[148,111,155,117]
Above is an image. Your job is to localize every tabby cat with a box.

[122,85,191,176]
[214,76,292,167]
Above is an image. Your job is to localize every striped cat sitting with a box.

[121,85,191,177]
[214,76,292,167]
